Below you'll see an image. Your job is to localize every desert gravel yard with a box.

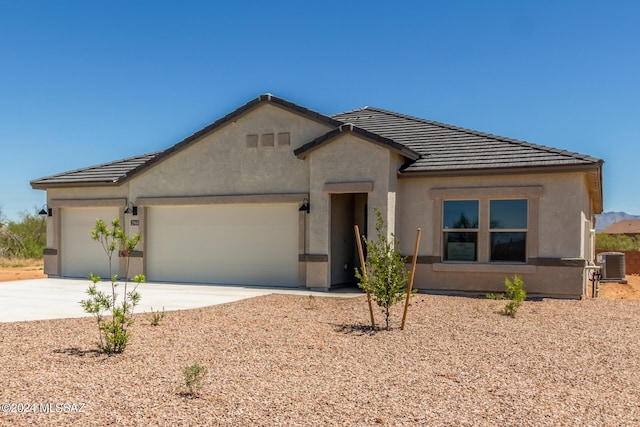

[1,293,639,426]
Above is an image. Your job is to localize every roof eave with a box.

[398,162,603,178]
[30,180,122,190]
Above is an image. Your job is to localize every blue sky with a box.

[1,0,638,221]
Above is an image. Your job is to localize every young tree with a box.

[80,218,144,354]
[355,208,411,330]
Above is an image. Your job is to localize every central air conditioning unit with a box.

[597,252,627,283]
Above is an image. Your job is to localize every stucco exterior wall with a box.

[411,264,585,297]
[396,171,593,297]
[396,172,589,257]
[303,135,405,288]
[35,100,599,297]
[129,103,331,199]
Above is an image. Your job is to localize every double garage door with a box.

[61,204,299,287]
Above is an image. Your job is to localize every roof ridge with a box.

[343,106,598,163]
[331,106,369,116]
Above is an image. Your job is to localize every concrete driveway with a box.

[0,278,361,322]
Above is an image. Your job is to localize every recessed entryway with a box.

[330,193,367,287]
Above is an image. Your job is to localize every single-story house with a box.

[31,94,604,297]
[599,220,640,237]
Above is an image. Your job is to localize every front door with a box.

[330,193,367,287]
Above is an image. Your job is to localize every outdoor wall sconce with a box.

[124,202,138,216]
[38,204,52,217]
[299,198,310,213]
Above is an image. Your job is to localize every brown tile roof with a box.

[599,220,640,235]
[31,94,604,189]
[31,94,340,188]
[30,152,162,189]
[331,107,602,174]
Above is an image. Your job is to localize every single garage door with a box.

[61,207,119,278]
[146,204,299,286]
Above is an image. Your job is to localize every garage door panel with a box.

[61,207,119,279]
[146,204,299,286]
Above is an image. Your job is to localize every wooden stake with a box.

[401,228,421,330]
[354,225,376,329]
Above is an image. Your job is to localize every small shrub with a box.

[487,274,526,317]
[305,294,317,310]
[80,218,144,354]
[355,207,412,330]
[183,363,208,396]
[149,307,165,326]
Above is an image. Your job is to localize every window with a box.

[441,199,529,263]
[443,200,478,261]
[490,199,528,262]
[433,186,540,266]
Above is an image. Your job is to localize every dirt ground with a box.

[0,259,638,299]
[598,274,640,299]
[0,258,46,282]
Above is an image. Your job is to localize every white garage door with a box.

[146,204,299,286]
[61,207,119,279]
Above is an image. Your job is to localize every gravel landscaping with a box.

[1,292,639,426]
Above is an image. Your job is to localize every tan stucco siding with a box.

[129,104,332,199]
[304,135,399,287]
[396,171,593,297]
[308,135,393,253]
[47,185,129,201]
[536,173,589,258]
[410,264,584,297]
[396,172,589,258]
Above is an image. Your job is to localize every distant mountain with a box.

[596,212,640,231]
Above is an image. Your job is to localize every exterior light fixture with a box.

[124,202,138,216]
[299,198,310,213]
[38,204,52,217]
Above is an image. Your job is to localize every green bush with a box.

[596,233,640,251]
[149,307,165,326]
[0,209,46,259]
[488,274,526,317]
[183,363,208,396]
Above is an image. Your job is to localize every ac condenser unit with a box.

[597,252,627,283]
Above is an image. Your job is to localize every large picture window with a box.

[489,199,528,262]
[443,200,478,261]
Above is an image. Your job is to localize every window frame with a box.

[488,199,528,263]
[431,186,542,270]
[442,199,479,262]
